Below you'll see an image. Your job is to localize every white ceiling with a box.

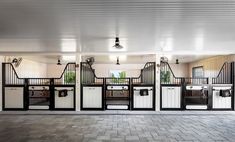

[0,0,235,55]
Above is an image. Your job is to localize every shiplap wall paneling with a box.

[188,55,235,81]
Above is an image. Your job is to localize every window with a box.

[192,66,204,78]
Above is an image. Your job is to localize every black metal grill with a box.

[160,61,183,85]
[2,63,76,86]
[212,62,234,84]
[132,62,155,85]
[80,62,104,85]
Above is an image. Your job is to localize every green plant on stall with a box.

[111,71,126,83]
[160,71,171,83]
[64,71,76,84]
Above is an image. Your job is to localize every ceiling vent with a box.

[113,37,123,49]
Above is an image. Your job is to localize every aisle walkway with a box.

[0,112,235,142]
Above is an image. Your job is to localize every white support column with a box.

[0,56,4,111]
[155,54,161,111]
[76,54,81,111]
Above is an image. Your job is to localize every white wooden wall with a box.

[188,55,235,83]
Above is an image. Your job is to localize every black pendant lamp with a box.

[113,37,123,49]
[116,57,120,65]
[176,59,179,64]
[57,58,62,65]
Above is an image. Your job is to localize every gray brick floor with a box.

[0,114,235,142]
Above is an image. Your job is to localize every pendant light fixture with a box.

[116,57,120,65]
[113,37,123,49]
[57,58,62,65]
[176,59,179,64]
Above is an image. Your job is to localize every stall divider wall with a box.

[160,61,235,111]
[2,62,76,111]
[80,62,156,111]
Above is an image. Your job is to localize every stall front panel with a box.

[54,87,75,110]
[160,62,183,110]
[3,87,24,110]
[211,62,234,110]
[132,86,154,110]
[2,62,76,111]
[212,86,232,109]
[28,84,51,110]
[131,62,155,110]
[80,62,104,110]
[105,79,130,110]
[184,84,209,110]
[82,85,104,110]
[161,85,181,109]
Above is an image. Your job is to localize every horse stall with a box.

[211,62,234,110]
[2,62,76,111]
[160,58,235,111]
[80,60,156,111]
[160,61,209,110]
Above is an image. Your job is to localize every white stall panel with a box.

[5,87,24,108]
[55,87,74,108]
[162,87,181,108]
[83,86,102,108]
[133,87,153,108]
[212,87,231,109]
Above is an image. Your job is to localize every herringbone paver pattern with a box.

[0,114,234,142]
